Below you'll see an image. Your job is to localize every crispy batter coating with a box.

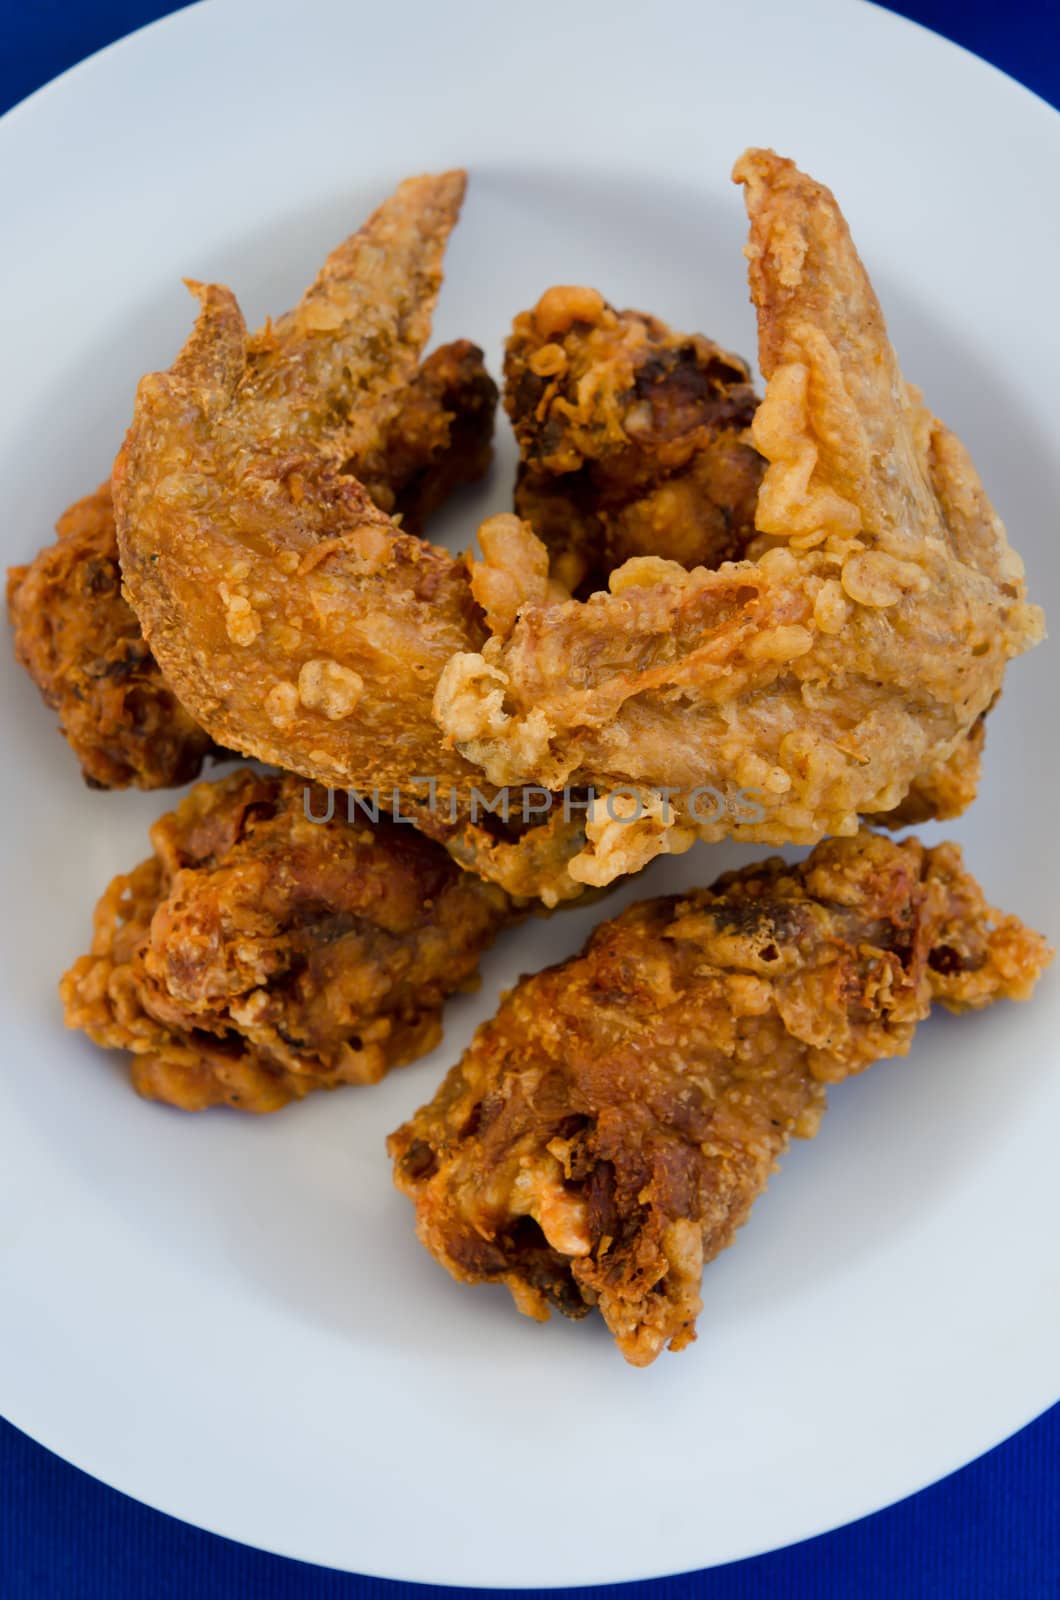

[504,289,991,831]
[113,170,586,902]
[504,287,763,589]
[61,770,513,1112]
[8,340,496,789]
[390,830,1051,1365]
[6,485,216,789]
[435,150,1043,887]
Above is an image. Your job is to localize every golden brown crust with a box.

[504,289,763,588]
[61,770,514,1112]
[8,341,496,790]
[390,829,1051,1364]
[502,288,995,835]
[6,485,216,789]
[434,150,1043,887]
[112,171,589,904]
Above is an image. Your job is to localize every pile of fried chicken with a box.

[10,153,1051,1365]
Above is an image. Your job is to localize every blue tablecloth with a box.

[1,3,1057,1594]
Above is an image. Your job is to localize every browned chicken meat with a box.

[8,339,497,790]
[504,285,764,591]
[390,829,1051,1365]
[61,769,514,1111]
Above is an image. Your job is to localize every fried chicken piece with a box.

[113,170,586,903]
[434,150,1043,888]
[61,769,514,1112]
[366,338,498,535]
[504,287,763,589]
[7,485,217,789]
[390,830,1051,1365]
[8,338,496,789]
[504,292,990,831]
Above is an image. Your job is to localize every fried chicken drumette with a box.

[390,830,1051,1365]
[504,286,763,591]
[8,339,497,790]
[61,770,514,1112]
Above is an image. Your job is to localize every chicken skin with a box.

[504,287,763,590]
[436,151,1043,887]
[503,292,989,830]
[61,769,514,1111]
[112,170,587,902]
[390,830,1051,1365]
[8,339,497,789]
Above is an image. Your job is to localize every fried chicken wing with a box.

[8,337,497,789]
[390,830,1051,1365]
[61,769,514,1111]
[504,293,993,831]
[435,150,1043,886]
[112,171,588,902]
[504,287,763,589]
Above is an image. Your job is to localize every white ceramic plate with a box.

[1,0,1057,1585]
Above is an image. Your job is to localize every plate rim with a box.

[1,0,1058,1583]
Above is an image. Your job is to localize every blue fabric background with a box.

[1,2,1057,1594]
